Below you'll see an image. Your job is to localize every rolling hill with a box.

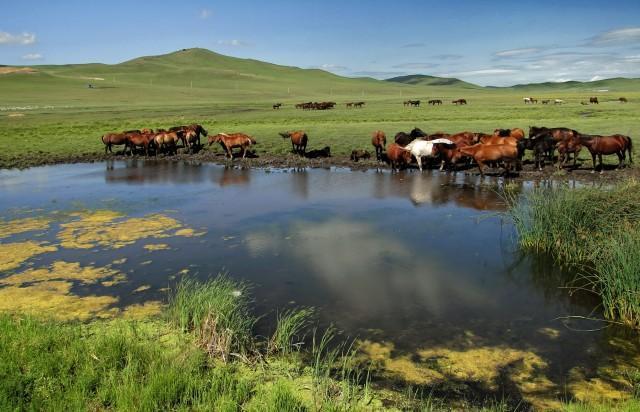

[386,74,481,89]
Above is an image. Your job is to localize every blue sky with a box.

[2,0,640,86]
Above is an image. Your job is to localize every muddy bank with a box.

[2,150,638,184]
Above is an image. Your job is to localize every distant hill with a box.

[386,74,481,89]
[504,77,640,92]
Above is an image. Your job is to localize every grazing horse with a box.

[353,101,365,108]
[452,99,467,105]
[350,149,371,161]
[578,134,633,173]
[371,130,387,161]
[279,131,308,155]
[589,97,599,104]
[542,99,550,104]
[209,133,257,159]
[101,132,128,154]
[554,99,564,104]
[458,143,522,176]
[428,99,442,105]
[523,97,532,104]
[386,143,413,171]
[619,97,628,103]
[403,100,411,107]
[273,103,282,109]
[408,100,420,107]
[401,138,455,171]
[346,102,354,108]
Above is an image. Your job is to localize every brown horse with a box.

[578,134,633,173]
[386,143,412,171]
[273,103,282,109]
[153,131,181,155]
[353,101,365,108]
[619,97,628,103]
[480,135,519,146]
[350,149,371,161]
[452,99,467,105]
[494,128,525,140]
[590,97,599,104]
[556,135,582,169]
[458,144,521,176]
[371,130,387,161]
[125,132,155,156]
[101,133,128,154]
[279,131,308,155]
[209,133,257,159]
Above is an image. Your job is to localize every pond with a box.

[0,160,638,407]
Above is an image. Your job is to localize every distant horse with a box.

[273,103,282,109]
[353,101,365,108]
[428,99,442,105]
[346,102,354,108]
[619,97,628,103]
[452,99,467,105]
[579,134,633,173]
[279,130,308,155]
[554,99,564,104]
[209,133,257,159]
[409,100,420,107]
[541,100,550,104]
[589,97,599,104]
[371,130,387,161]
[523,97,532,104]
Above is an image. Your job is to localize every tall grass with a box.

[505,180,640,327]
[167,275,256,361]
[268,307,315,356]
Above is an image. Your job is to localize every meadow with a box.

[1,48,638,169]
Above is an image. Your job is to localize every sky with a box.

[1,0,640,86]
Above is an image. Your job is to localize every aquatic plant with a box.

[268,307,315,355]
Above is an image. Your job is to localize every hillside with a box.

[0,48,421,106]
[386,74,481,89]
[504,77,640,92]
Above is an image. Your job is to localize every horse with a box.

[528,126,580,164]
[494,128,525,140]
[306,146,331,158]
[101,133,128,154]
[542,100,550,104]
[480,135,519,146]
[578,134,633,173]
[403,100,411,107]
[273,103,282,109]
[353,101,365,108]
[346,102,354,108]
[589,97,599,104]
[452,99,467,105]
[409,100,420,107]
[458,143,522,176]
[124,132,155,156]
[428,99,442,105]
[619,97,628,103]
[279,131,308,155]
[394,127,427,146]
[555,135,582,170]
[523,97,532,104]
[209,133,257,159]
[401,138,455,171]
[554,99,564,104]
[153,131,181,155]
[350,149,371,162]
[386,143,412,171]
[530,98,538,104]
[371,130,387,161]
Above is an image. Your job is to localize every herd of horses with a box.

[365,126,633,175]
[294,101,336,110]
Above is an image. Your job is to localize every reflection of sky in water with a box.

[1,160,637,379]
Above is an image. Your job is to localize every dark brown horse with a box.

[101,132,128,154]
[578,134,633,173]
[350,149,371,161]
[279,131,308,155]
[371,130,387,161]
[273,103,282,109]
[386,143,412,171]
[590,97,599,104]
[619,97,628,103]
[494,128,525,140]
[452,99,467,105]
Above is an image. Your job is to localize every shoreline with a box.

[1,151,637,183]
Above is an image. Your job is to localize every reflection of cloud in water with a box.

[245,218,487,317]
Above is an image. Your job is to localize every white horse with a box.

[554,99,564,104]
[523,97,532,104]
[402,138,455,171]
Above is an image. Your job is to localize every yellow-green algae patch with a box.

[358,340,561,410]
[121,301,164,319]
[174,228,206,237]
[143,243,170,251]
[0,261,122,286]
[0,241,58,271]
[0,280,119,321]
[0,216,51,239]
[57,210,200,249]
[132,285,151,293]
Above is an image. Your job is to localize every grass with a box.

[268,307,315,356]
[0,48,638,168]
[506,179,640,327]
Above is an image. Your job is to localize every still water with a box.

[1,160,637,404]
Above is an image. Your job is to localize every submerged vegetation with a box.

[506,179,640,327]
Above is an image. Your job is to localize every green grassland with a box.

[0,48,638,168]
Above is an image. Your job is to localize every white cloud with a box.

[318,63,348,71]
[494,47,540,57]
[590,75,604,82]
[0,31,36,45]
[589,27,640,46]
[199,8,212,19]
[391,62,438,70]
[21,53,42,60]
[440,68,519,77]
[217,39,250,47]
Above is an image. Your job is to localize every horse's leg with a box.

[598,154,604,173]
[477,160,485,176]
[591,152,597,173]
[242,146,247,159]
[617,151,624,169]
[416,156,422,172]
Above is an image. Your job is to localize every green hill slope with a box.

[504,77,640,92]
[386,74,481,89]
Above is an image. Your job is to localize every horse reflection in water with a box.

[374,172,515,211]
[105,159,206,184]
[216,167,250,187]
